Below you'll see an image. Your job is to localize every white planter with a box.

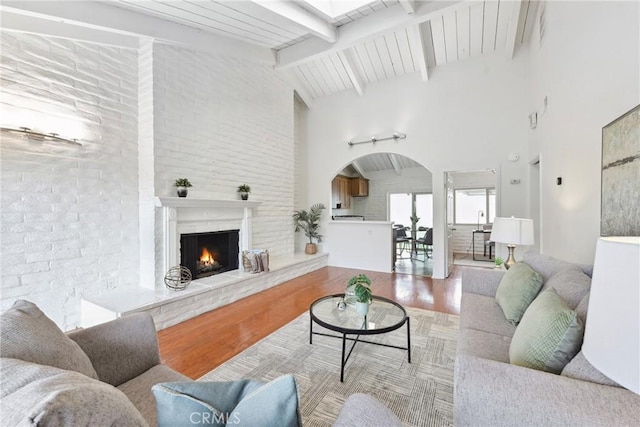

[355,301,370,316]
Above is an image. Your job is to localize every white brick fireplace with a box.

[154,197,261,289]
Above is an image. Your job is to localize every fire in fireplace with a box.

[180,230,239,279]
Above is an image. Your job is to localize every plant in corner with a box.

[292,203,325,255]
[353,274,373,316]
[494,257,504,270]
[237,184,251,200]
[174,178,192,198]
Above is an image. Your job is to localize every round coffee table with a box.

[309,294,411,382]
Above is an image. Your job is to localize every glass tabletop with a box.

[309,294,408,335]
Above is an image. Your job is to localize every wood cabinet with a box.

[350,177,369,197]
[331,175,351,209]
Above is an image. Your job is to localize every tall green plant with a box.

[292,203,326,244]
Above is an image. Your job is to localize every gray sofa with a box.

[1,300,401,426]
[1,307,188,426]
[455,253,640,426]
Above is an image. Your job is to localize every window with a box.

[454,188,495,225]
[389,193,433,228]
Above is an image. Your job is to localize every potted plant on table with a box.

[353,276,373,316]
[174,178,192,198]
[345,274,371,305]
[237,184,251,200]
[292,203,325,255]
[494,257,504,270]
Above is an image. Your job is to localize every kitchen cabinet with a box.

[350,177,369,197]
[331,175,351,209]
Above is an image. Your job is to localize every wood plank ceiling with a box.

[111,0,537,104]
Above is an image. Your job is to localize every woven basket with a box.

[242,249,269,270]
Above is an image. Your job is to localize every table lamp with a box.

[583,236,640,394]
[489,217,534,269]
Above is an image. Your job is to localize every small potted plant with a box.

[174,178,192,198]
[345,274,371,304]
[292,203,325,254]
[353,275,373,316]
[237,184,251,200]
[494,257,504,270]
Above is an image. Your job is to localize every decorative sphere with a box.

[164,266,192,291]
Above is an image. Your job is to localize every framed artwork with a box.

[601,104,640,236]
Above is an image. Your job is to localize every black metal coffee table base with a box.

[309,294,411,382]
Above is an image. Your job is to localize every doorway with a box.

[389,192,433,276]
[329,152,432,276]
[445,169,498,270]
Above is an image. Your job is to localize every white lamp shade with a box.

[490,217,534,245]
[583,237,640,394]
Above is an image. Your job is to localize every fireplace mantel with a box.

[155,197,261,209]
[154,197,261,288]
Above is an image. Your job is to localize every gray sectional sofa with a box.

[455,253,640,426]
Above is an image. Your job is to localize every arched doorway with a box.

[329,153,433,276]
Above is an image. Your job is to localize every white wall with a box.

[304,52,530,278]
[527,1,640,264]
[352,166,432,221]
[0,32,139,329]
[324,221,394,272]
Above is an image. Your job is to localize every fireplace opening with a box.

[180,230,239,279]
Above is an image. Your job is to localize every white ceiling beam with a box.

[0,10,139,48]
[275,1,465,70]
[505,0,525,59]
[251,0,337,43]
[407,24,429,82]
[388,154,403,176]
[350,159,368,179]
[283,69,315,109]
[399,0,416,15]
[337,49,365,96]
[0,1,274,64]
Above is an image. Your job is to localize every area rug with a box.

[199,307,459,426]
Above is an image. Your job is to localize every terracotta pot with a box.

[305,243,317,255]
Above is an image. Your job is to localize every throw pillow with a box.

[152,374,301,427]
[541,265,591,310]
[495,262,544,324]
[0,300,98,379]
[509,289,584,374]
[0,357,146,426]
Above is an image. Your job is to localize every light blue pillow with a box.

[152,374,301,427]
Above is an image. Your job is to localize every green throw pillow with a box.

[509,289,584,374]
[152,374,301,427]
[495,262,544,324]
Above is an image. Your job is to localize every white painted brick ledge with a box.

[81,253,328,330]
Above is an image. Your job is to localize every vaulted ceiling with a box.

[110,0,538,104]
[2,1,538,106]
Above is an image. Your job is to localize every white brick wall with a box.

[1,35,299,327]
[0,32,139,329]
[151,44,295,284]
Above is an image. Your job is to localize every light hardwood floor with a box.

[158,266,462,379]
